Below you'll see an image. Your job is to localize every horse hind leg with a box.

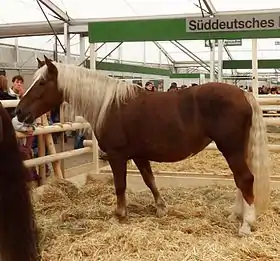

[133,158,167,217]
[223,151,256,236]
[108,155,128,220]
[229,189,243,221]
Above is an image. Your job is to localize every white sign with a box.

[205,39,242,47]
[186,13,280,32]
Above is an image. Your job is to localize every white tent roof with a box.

[1,0,280,74]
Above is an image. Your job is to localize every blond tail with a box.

[243,91,271,215]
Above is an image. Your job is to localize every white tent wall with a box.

[95,42,170,66]
[2,1,280,89]
[99,70,171,91]
[169,77,211,87]
[0,43,172,91]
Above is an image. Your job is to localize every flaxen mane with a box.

[32,62,142,133]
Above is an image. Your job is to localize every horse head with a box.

[16,55,63,124]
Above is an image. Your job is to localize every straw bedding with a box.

[33,176,280,261]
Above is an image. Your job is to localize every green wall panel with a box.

[85,60,171,76]
[170,73,210,79]
[85,61,210,78]
[88,18,280,43]
[223,59,280,69]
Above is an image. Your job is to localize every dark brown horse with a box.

[0,102,40,260]
[16,56,271,236]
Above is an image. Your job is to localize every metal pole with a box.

[200,73,206,84]
[79,34,86,66]
[210,40,215,82]
[14,38,19,67]
[64,23,70,64]
[118,44,123,63]
[60,22,71,176]
[217,39,223,82]
[53,37,58,61]
[143,41,146,65]
[90,43,96,69]
[252,39,258,97]
[89,43,99,174]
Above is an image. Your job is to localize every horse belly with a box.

[130,133,210,163]
[146,144,195,162]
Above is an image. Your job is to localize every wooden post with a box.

[252,39,258,97]
[90,43,100,174]
[42,114,63,179]
[59,105,65,177]
[92,132,99,174]
[36,117,46,185]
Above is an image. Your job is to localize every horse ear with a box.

[36,58,44,68]
[44,55,57,75]
[44,55,50,64]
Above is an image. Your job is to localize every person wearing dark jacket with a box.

[0,75,18,118]
[167,82,178,92]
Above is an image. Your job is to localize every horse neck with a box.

[60,77,102,131]
[57,65,139,133]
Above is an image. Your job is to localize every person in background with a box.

[11,74,39,183]
[0,75,13,99]
[12,115,39,182]
[9,75,25,99]
[167,82,178,92]
[0,75,19,118]
[270,86,277,95]
[145,81,155,92]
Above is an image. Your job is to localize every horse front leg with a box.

[133,158,167,217]
[108,155,128,220]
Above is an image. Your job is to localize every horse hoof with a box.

[156,206,168,218]
[114,208,127,220]
[238,225,252,237]
[116,215,128,224]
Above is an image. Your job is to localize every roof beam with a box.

[201,0,216,14]
[153,41,175,64]
[170,40,214,73]
[224,45,233,60]
[199,0,234,62]
[37,0,71,23]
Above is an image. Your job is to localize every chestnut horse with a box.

[0,102,39,260]
[16,56,271,236]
